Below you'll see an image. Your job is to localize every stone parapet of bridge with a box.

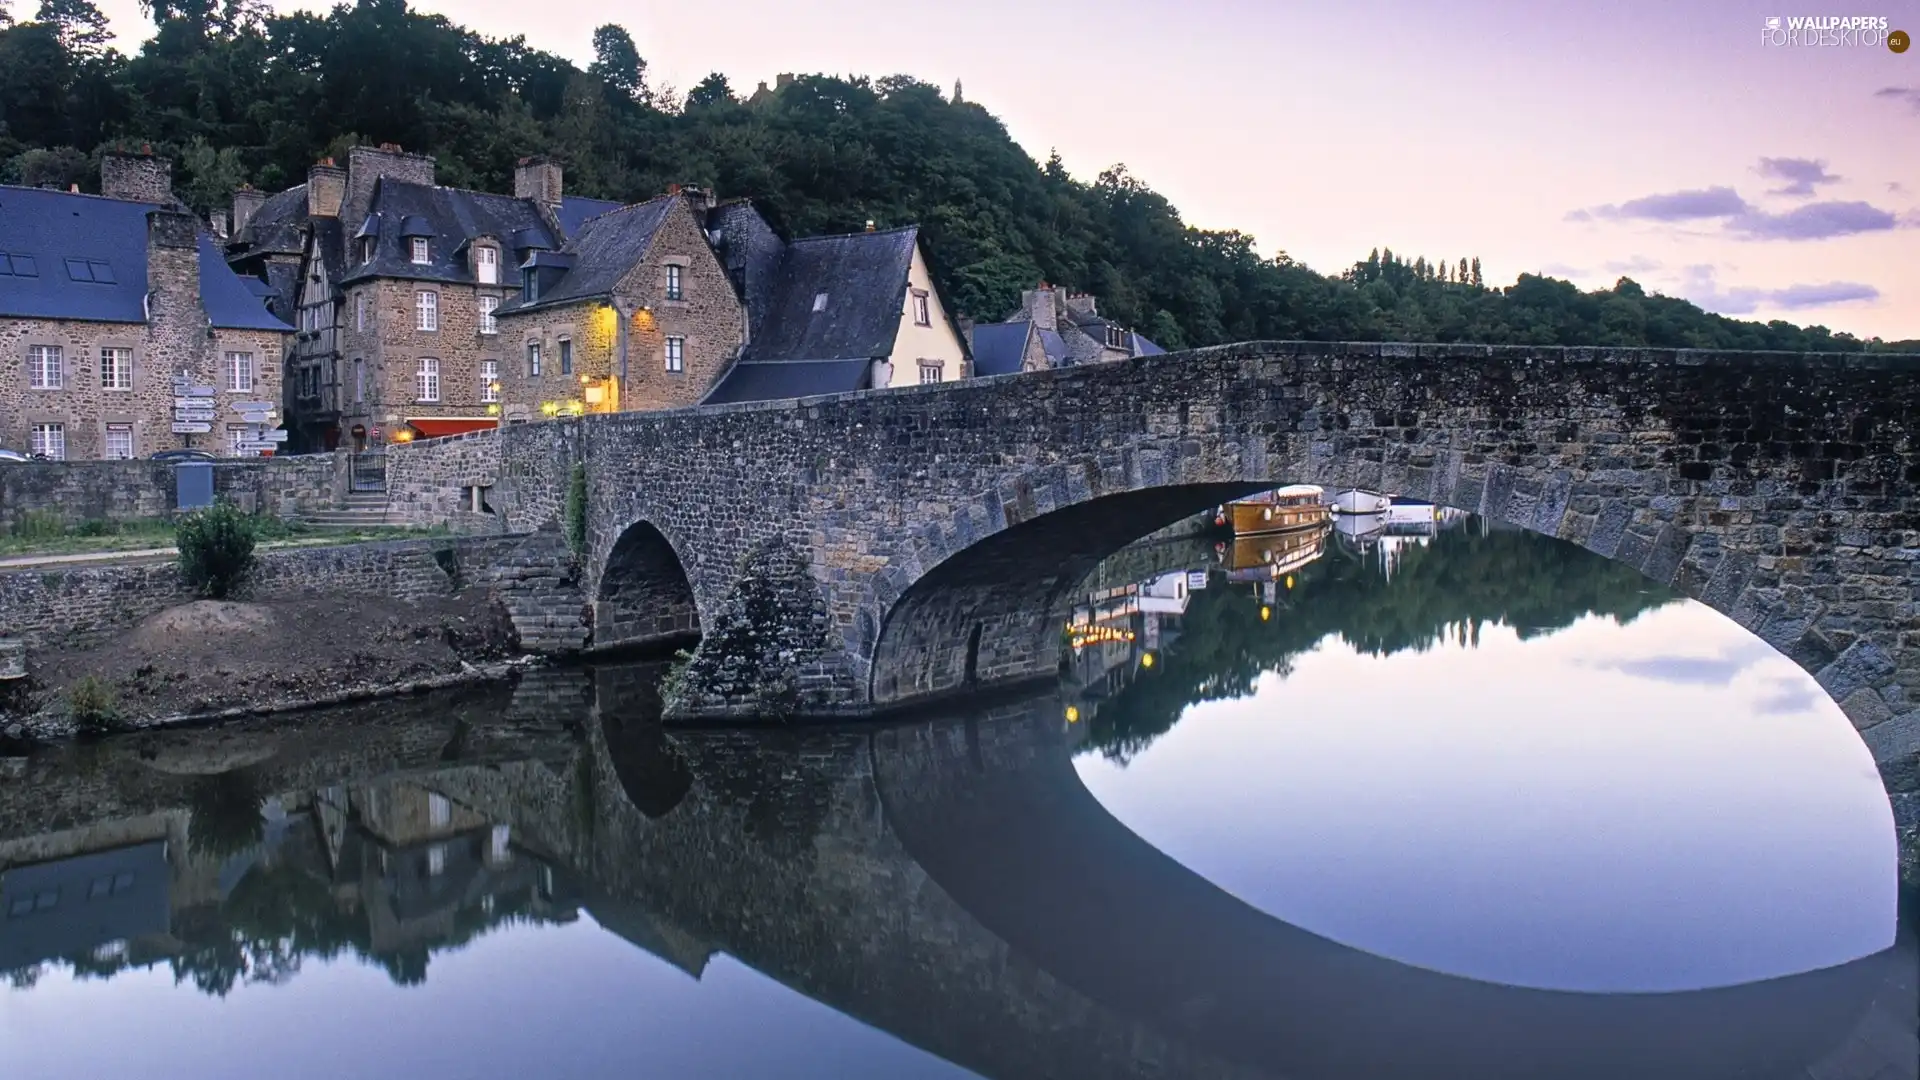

[382,341,1920,789]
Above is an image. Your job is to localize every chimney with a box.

[514,155,564,209]
[678,184,716,212]
[102,148,174,204]
[776,73,795,90]
[308,159,346,218]
[1022,283,1057,332]
[232,186,267,238]
[666,183,682,197]
[146,207,203,334]
[343,143,437,231]
[1063,291,1097,318]
[210,210,229,241]
[864,219,876,232]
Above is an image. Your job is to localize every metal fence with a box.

[348,448,387,492]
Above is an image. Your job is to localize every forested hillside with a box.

[2,0,1911,351]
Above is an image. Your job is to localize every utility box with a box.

[175,461,214,511]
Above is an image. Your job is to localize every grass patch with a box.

[67,676,123,735]
[0,515,445,559]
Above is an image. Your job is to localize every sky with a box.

[83,0,1920,340]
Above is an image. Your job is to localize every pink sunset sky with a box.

[96,0,1920,340]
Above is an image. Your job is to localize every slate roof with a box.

[0,185,291,330]
[556,195,626,237]
[341,179,561,287]
[233,184,309,257]
[969,320,1032,377]
[702,225,919,404]
[500,196,676,314]
[1039,328,1069,364]
[703,359,874,405]
[740,227,917,364]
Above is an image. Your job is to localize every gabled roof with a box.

[969,320,1033,377]
[739,226,918,364]
[499,196,676,314]
[0,185,291,330]
[341,179,561,286]
[556,195,626,237]
[232,184,309,257]
[197,234,294,331]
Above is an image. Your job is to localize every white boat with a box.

[1329,489,1392,515]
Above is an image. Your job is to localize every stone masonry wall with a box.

[495,298,616,424]
[615,198,745,410]
[338,277,501,439]
[0,533,527,649]
[0,455,344,529]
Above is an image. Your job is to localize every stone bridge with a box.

[390,341,1920,776]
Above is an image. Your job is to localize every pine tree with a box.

[1470,257,1483,287]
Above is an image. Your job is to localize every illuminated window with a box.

[480,360,499,403]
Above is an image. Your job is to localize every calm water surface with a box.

[1,515,1908,1079]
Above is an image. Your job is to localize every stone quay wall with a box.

[0,533,528,649]
[0,454,346,530]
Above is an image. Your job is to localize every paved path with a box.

[0,537,384,571]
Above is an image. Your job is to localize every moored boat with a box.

[1224,485,1330,536]
[1330,488,1393,515]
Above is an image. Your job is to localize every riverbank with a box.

[0,589,522,744]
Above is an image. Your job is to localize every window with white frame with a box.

[104,423,134,460]
[28,344,61,389]
[481,360,499,403]
[411,237,431,265]
[30,423,65,460]
[911,290,930,327]
[224,351,254,393]
[919,361,941,384]
[416,291,437,332]
[665,263,683,301]
[664,335,684,373]
[99,347,132,391]
[527,341,542,378]
[479,295,498,335]
[1106,325,1126,349]
[429,793,451,828]
[416,358,440,402]
[476,245,498,284]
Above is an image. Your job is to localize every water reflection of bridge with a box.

[0,670,1912,1079]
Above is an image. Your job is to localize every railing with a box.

[349,447,387,492]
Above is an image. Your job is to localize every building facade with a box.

[0,152,291,460]
[965,283,1163,378]
[494,190,745,423]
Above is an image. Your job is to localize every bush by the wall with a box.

[176,501,259,599]
[67,676,122,735]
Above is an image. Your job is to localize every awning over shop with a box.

[404,417,498,439]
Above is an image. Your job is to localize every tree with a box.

[37,0,109,59]
[1470,257,1483,287]
[588,23,645,102]
[7,144,86,187]
[684,71,734,110]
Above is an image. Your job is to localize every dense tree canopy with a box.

[1,0,1911,351]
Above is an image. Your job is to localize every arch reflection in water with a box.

[0,523,1909,1080]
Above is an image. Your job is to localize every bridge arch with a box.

[593,518,702,652]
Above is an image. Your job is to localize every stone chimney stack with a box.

[343,143,437,230]
[146,207,205,343]
[1022,282,1058,332]
[231,186,267,238]
[514,156,564,209]
[678,184,717,212]
[1063,291,1097,319]
[102,148,174,204]
[308,158,346,218]
[776,73,795,90]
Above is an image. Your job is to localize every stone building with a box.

[0,152,291,460]
[701,212,970,404]
[965,283,1163,377]
[493,188,745,423]
[226,148,623,451]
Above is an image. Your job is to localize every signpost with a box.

[171,422,212,434]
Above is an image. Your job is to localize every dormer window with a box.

[360,238,374,264]
[1106,325,1126,349]
[524,270,538,303]
[411,238,431,265]
[476,245,498,285]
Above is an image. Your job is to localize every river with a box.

[0,513,1908,1078]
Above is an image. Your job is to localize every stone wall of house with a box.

[0,455,344,530]
[495,299,616,424]
[0,532,529,650]
[0,211,284,461]
[616,199,745,410]
[337,277,502,440]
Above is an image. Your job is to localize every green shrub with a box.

[67,676,121,734]
[9,511,66,540]
[565,463,588,556]
[176,501,259,599]
[72,519,118,538]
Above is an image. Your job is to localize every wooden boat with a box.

[1224,485,1330,535]
[1221,522,1330,582]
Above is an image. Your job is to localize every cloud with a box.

[1892,182,1908,195]
[1877,86,1920,113]
[1756,682,1822,715]
[1585,186,1752,222]
[1582,639,1776,686]
[1672,265,1878,315]
[1754,156,1841,197]
[1728,200,1900,240]
[1539,262,1589,278]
